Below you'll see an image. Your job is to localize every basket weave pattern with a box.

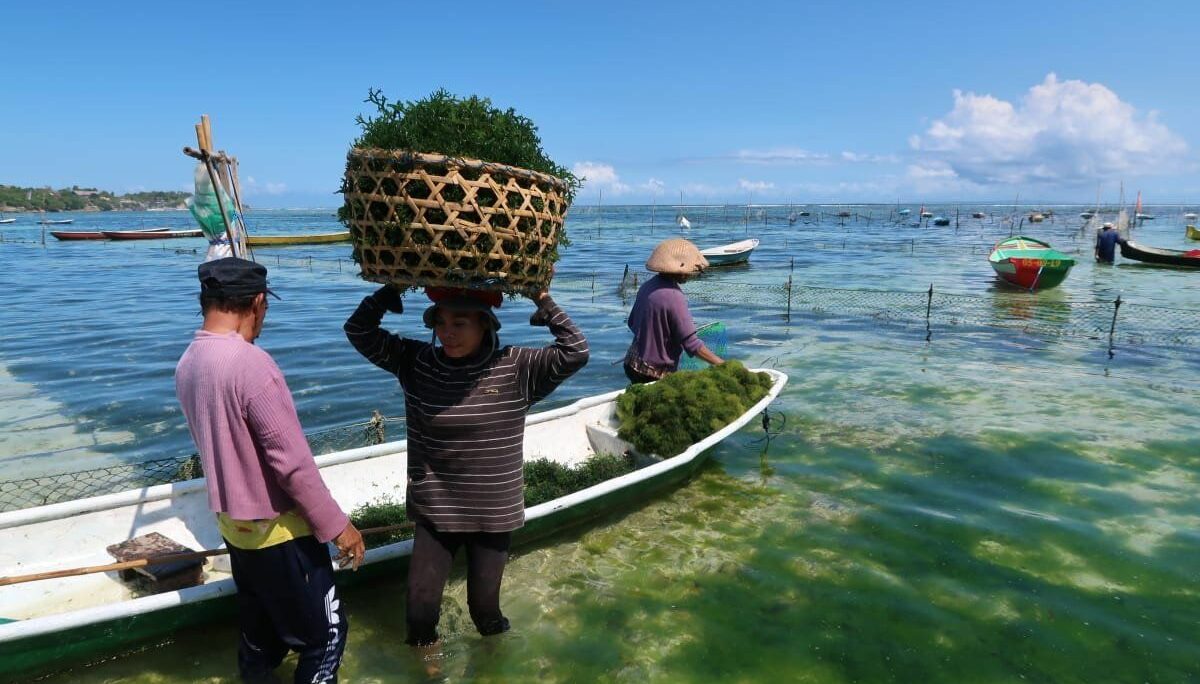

[342,148,569,292]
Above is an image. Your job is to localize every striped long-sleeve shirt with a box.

[344,293,589,533]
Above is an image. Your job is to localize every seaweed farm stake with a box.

[1108,295,1122,358]
[925,283,934,342]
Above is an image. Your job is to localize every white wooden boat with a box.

[0,218,15,224]
[0,370,787,677]
[699,238,760,266]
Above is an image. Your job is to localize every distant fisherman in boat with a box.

[624,239,724,384]
[1095,222,1127,264]
[175,257,365,684]
[344,283,588,653]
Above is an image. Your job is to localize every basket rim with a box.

[347,147,569,191]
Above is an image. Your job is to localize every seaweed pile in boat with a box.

[351,452,635,548]
[616,361,773,458]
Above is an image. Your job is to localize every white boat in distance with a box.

[700,238,760,266]
[678,215,692,230]
[0,218,15,224]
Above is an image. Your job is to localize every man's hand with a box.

[333,522,366,571]
[373,285,404,314]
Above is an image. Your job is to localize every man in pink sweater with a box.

[176,257,363,683]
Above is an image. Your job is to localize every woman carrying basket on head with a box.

[343,283,588,651]
[624,238,724,384]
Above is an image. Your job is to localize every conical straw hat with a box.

[645,238,709,274]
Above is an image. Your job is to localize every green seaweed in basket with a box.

[349,88,580,205]
[616,361,773,458]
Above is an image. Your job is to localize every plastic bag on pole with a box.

[186,162,242,261]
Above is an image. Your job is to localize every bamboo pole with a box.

[193,118,238,258]
[0,523,414,587]
[228,156,252,257]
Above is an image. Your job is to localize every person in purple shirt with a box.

[624,238,724,383]
[176,258,364,684]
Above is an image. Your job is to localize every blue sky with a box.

[3,1,1198,207]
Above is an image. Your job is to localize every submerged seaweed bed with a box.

[3,206,1200,682]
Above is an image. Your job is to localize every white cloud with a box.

[241,176,288,196]
[841,151,899,164]
[731,148,829,164]
[738,179,775,193]
[910,73,1188,187]
[641,177,666,194]
[572,161,630,194]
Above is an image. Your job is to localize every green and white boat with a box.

[0,370,787,679]
[988,236,1075,290]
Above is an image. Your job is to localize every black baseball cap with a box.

[198,257,281,300]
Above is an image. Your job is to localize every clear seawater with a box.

[1,205,1198,682]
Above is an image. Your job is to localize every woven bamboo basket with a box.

[341,148,570,293]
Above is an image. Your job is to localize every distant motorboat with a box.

[932,216,951,226]
[971,211,986,219]
[39,219,74,225]
[897,208,912,216]
[1184,212,1198,221]
[1079,212,1095,219]
[0,218,15,224]
[700,238,759,266]
[798,210,811,217]
[836,210,852,218]
[920,211,933,219]
[1028,213,1045,223]
[1135,213,1155,221]
[677,215,692,230]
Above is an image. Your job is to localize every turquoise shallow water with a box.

[2,205,1199,681]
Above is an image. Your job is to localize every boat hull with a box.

[247,232,352,246]
[0,458,704,680]
[50,231,106,241]
[0,370,787,679]
[52,228,169,241]
[704,252,752,266]
[101,229,202,240]
[1186,225,1200,241]
[699,239,759,266]
[990,259,1072,289]
[1119,241,1200,268]
[988,236,1075,290]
